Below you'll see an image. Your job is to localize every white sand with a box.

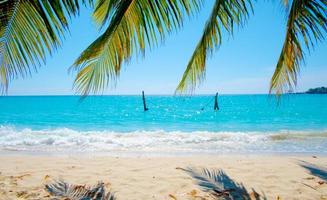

[0,154,326,200]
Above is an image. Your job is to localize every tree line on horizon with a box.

[1,0,326,96]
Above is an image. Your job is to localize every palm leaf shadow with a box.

[299,161,327,182]
[45,180,115,200]
[179,167,266,200]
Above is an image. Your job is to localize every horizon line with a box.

[2,93,304,97]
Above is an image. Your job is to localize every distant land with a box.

[305,87,327,94]
[289,87,327,94]
[290,86,327,94]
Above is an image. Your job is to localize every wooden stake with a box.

[214,92,219,111]
[142,91,149,111]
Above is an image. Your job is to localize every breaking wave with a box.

[0,126,327,154]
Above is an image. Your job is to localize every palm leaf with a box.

[45,180,115,200]
[0,0,91,92]
[270,0,327,94]
[176,0,252,93]
[71,0,202,95]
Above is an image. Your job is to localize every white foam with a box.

[0,126,326,154]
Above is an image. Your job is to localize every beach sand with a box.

[0,154,326,200]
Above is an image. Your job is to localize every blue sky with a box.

[8,1,327,95]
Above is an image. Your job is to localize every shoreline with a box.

[0,150,326,158]
[0,154,326,199]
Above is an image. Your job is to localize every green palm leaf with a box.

[270,0,327,94]
[176,0,252,93]
[71,0,202,95]
[0,0,91,92]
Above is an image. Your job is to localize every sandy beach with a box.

[1,0,327,198]
[0,154,326,200]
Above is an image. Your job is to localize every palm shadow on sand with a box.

[179,167,267,200]
[299,160,327,181]
[45,180,115,200]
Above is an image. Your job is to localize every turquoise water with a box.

[0,94,327,154]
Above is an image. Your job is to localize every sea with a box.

[0,94,326,155]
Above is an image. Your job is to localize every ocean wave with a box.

[0,126,327,154]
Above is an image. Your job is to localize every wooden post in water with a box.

[142,91,149,111]
[214,92,219,111]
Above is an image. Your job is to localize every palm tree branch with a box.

[176,0,252,93]
[71,0,202,95]
[0,0,91,92]
[270,0,327,94]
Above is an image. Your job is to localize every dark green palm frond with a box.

[270,0,327,94]
[71,0,202,95]
[0,0,91,92]
[176,0,252,93]
[45,180,115,200]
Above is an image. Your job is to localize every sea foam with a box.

[0,126,326,154]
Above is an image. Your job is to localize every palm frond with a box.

[71,0,202,95]
[0,0,91,92]
[176,0,252,93]
[270,0,327,94]
[45,180,115,200]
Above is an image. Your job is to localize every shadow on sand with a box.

[299,160,327,181]
[178,167,267,200]
[45,180,115,200]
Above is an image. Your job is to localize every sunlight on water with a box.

[0,95,326,154]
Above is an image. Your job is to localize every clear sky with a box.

[8,1,327,95]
